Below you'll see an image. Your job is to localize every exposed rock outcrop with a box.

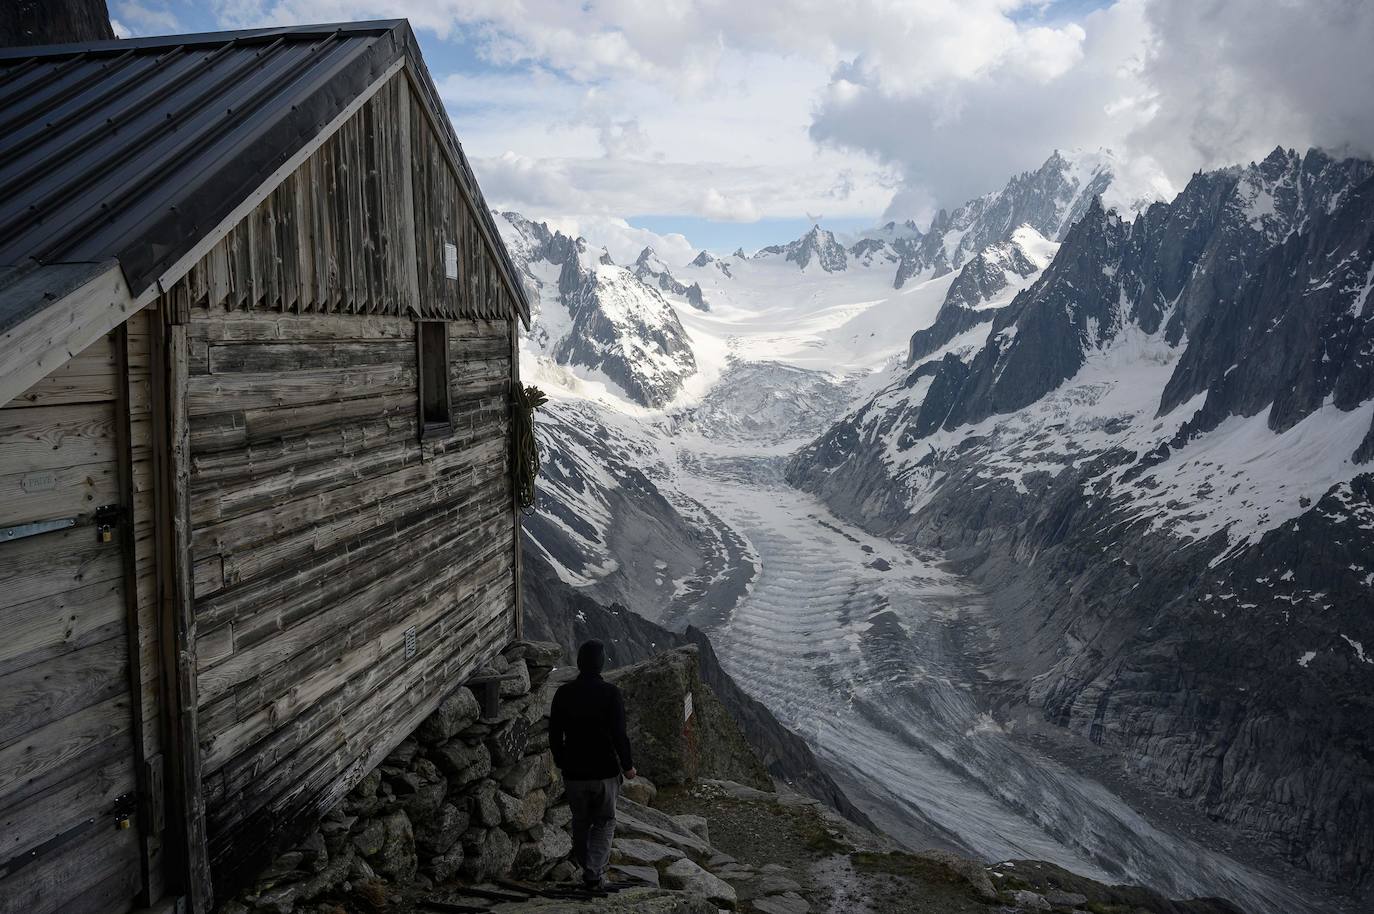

[788,147,1374,894]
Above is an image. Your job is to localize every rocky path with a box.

[666,452,1319,914]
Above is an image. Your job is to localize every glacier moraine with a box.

[664,446,1321,914]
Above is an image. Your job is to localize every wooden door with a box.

[0,331,148,914]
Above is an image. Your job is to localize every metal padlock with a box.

[94,505,123,544]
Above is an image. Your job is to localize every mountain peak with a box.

[785,224,847,272]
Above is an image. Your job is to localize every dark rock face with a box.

[907,231,1048,364]
[758,225,848,272]
[553,267,697,407]
[635,247,710,311]
[498,213,697,407]
[607,645,773,791]
[0,0,113,46]
[788,147,1374,895]
[521,400,746,624]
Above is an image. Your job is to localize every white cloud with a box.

[1130,0,1374,176]
[535,215,698,268]
[114,1,182,35]
[213,0,1374,230]
[699,188,760,222]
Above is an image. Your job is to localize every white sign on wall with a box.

[443,242,458,280]
[683,691,694,722]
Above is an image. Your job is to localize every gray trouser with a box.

[565,776,619,883]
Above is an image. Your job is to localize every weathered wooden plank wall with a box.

[0,333,145,914]
[171,74,518,324]
[160,69,522,890]
[187,309,516,885]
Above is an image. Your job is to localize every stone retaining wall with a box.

[219,640,570,914]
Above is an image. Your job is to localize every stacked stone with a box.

[224,640,568,914]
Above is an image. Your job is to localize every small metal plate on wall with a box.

[20,471,56,493]
[443,242,458,280]
[404,626,417,659]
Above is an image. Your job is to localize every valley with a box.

[499,145,1374,913]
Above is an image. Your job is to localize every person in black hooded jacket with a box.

[549,640,637,888]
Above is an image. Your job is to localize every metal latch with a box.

[94,505,125,544]
[112,792,137,831]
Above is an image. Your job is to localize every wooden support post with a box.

[509,317,524,642]
[114,321,162,907]
[152,300,213,913]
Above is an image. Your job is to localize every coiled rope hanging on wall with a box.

[513,384,547,513]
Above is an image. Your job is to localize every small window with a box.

[417,321,451,439]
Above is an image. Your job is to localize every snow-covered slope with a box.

[498,212,697,407]
[890,147,1167,289]
[500,144,1372,909]
[789,146,1374,893]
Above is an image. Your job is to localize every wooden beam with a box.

[509,317,524,640]
[0,263,134,409]
[152,311,212,913]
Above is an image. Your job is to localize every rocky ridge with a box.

[214,635,1253,914]
[787,146,1374,897]
[635,247,710,311]
[498,213,697,407]
[755,226,849,273]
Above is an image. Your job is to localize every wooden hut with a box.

[0,21,531,914]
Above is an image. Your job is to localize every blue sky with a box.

[111,1,1374,262]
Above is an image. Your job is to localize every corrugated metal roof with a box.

[0,21,530,320]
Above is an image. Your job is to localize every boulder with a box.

[501,754,552,796]
[252,882,303,914]
[414,802,469,857]
[352,819,385,857]
[431,739,491,787]
[916,850,997,901]
[511,826,572,879]
[417,689,482,743]
[615,797,712,860]
[501,659,532,697]
[374,811,416,883]
[545,803,572,829]
[611,864,661,887]
[503,640,562,668]
[671,814,708,844]
[402,759,447,823]
[621,776,658,807]
[350,770,381,799]
[606,648,701,785]
[1010,890,1052,911]
[497,789,547,832]
[299,844,355,901]
[459,825,517,881]
[752,892,810,914]
[427,844,465,884]
[662,858,737,906]
[611,838,685,866]
[1044,890,1089,908]
[470,780,503,827]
